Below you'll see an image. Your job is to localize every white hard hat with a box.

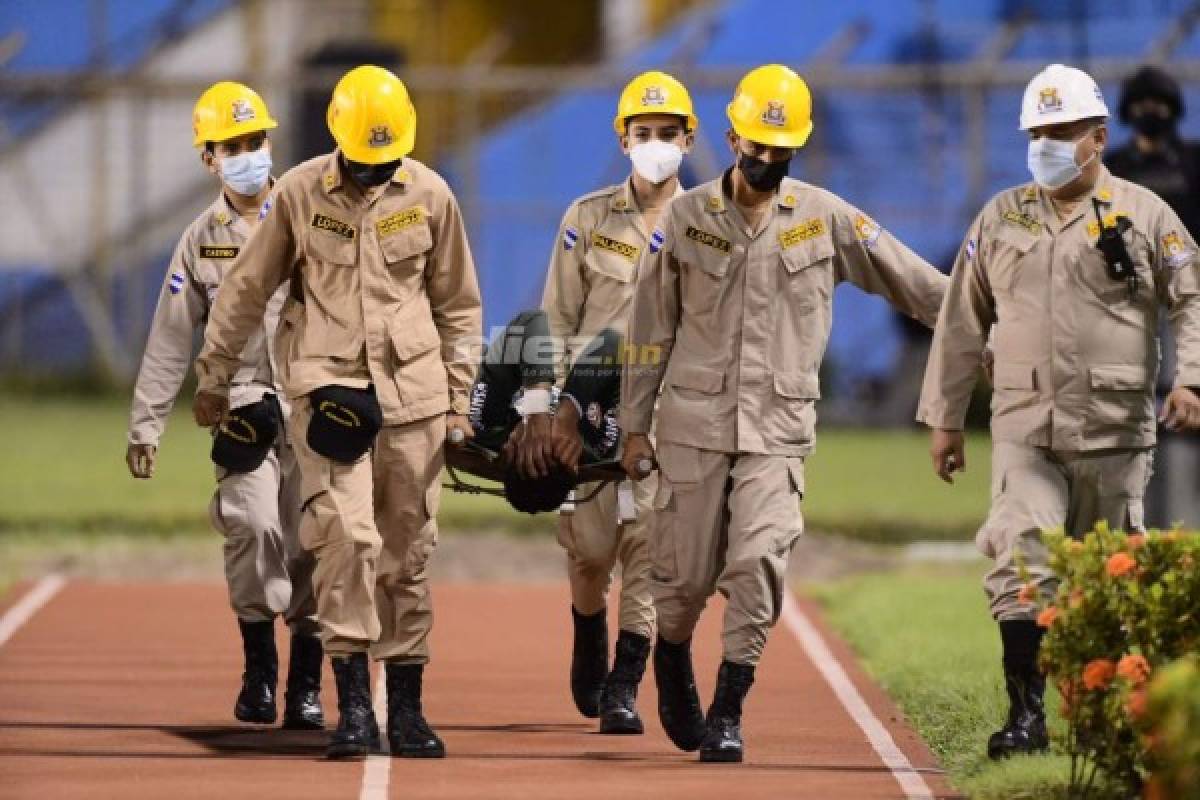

[1019,64,1109,131]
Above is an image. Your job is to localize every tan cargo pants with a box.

[210,438,317,636]
[650,441,805,666]
[557,474,656,638]
[289,394,444,662]
[977,442,1154,621]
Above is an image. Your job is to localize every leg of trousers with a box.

[979,442,1154,621]
[649,442,804,665]
[556,474,657,638]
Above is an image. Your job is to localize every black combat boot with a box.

[234,619,277,724]
[699,660,756,763]
[570,607,609,718]
[327,653,380,760]
[987,620,1049,759]
[385,663,446,758]
[599,630,651,734]
[653,635,707,751]
[282,633,325,730]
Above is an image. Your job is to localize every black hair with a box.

[503,465,577,514]
[1119,65,1184,123]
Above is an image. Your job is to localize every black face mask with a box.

[1129,111,1175,140]
[344,157,402,188]
[737,152,791,192]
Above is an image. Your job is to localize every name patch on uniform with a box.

[591,233,640,262]
[778,218,826,249]
[684,226,731,254]
[310,212,356,240]
[376,207,424,238]
[1001,210,1042,235]
[198,245,239,259]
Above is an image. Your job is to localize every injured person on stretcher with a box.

[446,310,647,515]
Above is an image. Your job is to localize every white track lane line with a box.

[781,590,936,800]
[359,667,391,800]
[0,574,66,649]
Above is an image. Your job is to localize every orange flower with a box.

[1036,606,1060,628]
[1106,552,1137,578]
[1017,582,1038,604]
[1068,588,1085,609]
[1126,533,1146,550]
[1117,654,1152,685]
[1124,686,1148,719]
[1083,659,1117,691]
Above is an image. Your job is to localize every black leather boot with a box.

[327,653,380,760]
[599,630,651,734]
[282,634,325,730]
[385,663,446,758]
[653,635,707,752]
[699,660,756,763]
[234,619,277,724]
[987,620,1049,759]
[570,607,609,718]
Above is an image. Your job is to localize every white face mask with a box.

[1026,132,1095,190]
[219,147,272,196]
[629,140,683,185]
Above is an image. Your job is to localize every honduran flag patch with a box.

[563,226,579,251]
[649,227,665,254]
[168,272,186,295]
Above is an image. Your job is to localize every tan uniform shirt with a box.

[620,173,948,456]
[195,152,483,425]
[128,192,285,446]
[542,178,683,375]
[917,167,1200,451]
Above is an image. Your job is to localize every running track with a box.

[0,579,957,799]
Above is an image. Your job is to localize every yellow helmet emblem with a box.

[192,81,277,148]
[613,70,697,134]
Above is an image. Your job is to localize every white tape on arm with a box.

[515,387,553,416]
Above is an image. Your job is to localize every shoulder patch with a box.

[563,225,579,251]
[1001,209,1042,235]
[376,207,424,238]
[198,245,239,259]
[591,232,640,262]
[168,272,186,295]
[1162,231,1195,270]
[257,199,272,220]
[311,212,356,240]
[779,218,827,249]
[965,239,977,261]
[649,227,665,255]
[685,225,732,254]
[853,214,882,249]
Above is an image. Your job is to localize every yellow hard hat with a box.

[613,70,698,134]
[327,65,416,164]
[726,64,813,148]
[192,81,278,148]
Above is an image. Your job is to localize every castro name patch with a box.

[311,212,356,240]
[198,245,240,259]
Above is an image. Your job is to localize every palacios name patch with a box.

[198,245,240,259]
[376,207,424,238]
[778,218,826,248]
[685,226,731,254]
[1001,210,1042,236]
[591,232,640,262]
[311,212,357,240]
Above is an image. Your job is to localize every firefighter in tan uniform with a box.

[541,70,694,735]
[919,64,1200,760]
[126,82,322,731]
[193,66,482,761]
[620,65,948,763]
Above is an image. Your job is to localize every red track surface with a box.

[0,581,957,799]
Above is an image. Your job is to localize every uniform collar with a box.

[706,174,728,213]
[325,149,414,195]
[776,179,800,210]
[212,191,237,227]
[1024,165,1116,231]
[611,179,637,212]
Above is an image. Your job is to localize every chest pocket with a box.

[378,212,433,269]
[583,233,638,284]
[674,235,732,315]
[779,235,835,308]
[1079,222,1155,306]
[306,229,358,269]
[989,226,1037,292]
[193,243,241,286]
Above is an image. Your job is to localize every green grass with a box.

[808,566,1072,799]
[0,395,990,541]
